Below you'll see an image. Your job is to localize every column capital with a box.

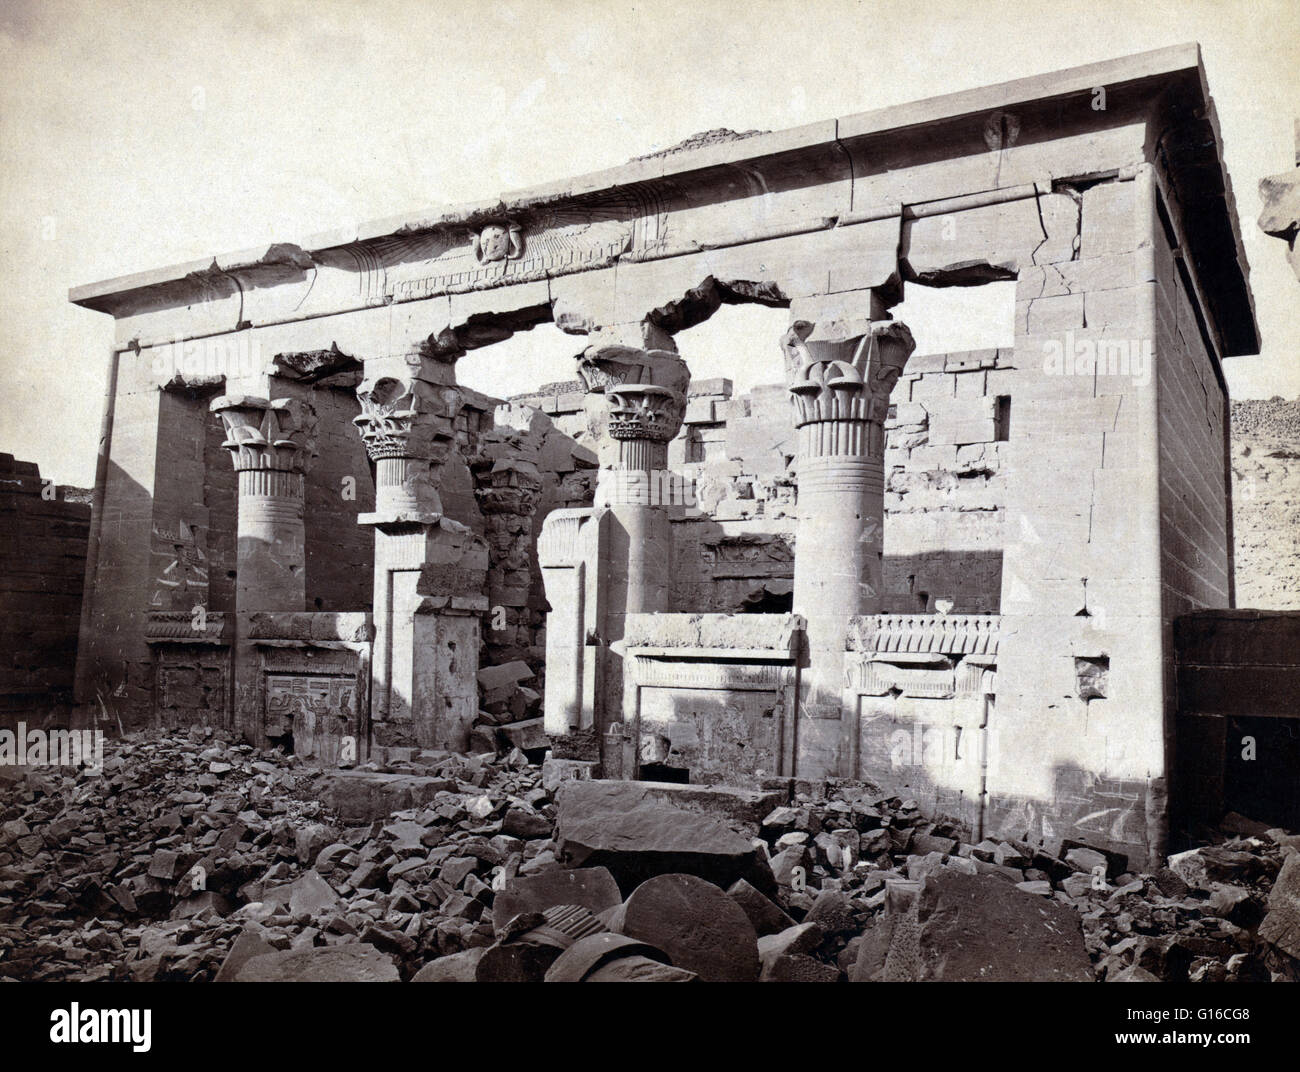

[784,319,914,454]
[354,370,460,521]
[353,374,458,464]
[578,344,690,466]
[211,394,318,474]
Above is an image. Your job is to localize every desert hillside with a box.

[1231,397,1300,609]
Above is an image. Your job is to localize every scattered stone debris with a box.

[2,732,1297,983]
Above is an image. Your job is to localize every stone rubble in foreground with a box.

[1,728,1297,983]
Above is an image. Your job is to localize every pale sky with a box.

[1,0,1297,487]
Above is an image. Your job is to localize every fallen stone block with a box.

[233,943,400,982]
[763,954,840,982]
[857,870,1092,982]
[294,822,338,867]
[491,866,623,934]
[214,929,277,982]
[804,889,858,939]
[555,780,775,894]
[1065,846,1108,874]
[541,757,598,792]
[1108,965,1160,982]
[727,878,796,936]
[500,805,552,840]
[544,932,672,982]
[319,770,455,822]
[262,871,342,919]
[499,718,548,752]
[1259,852,1300,961]
[758,922,823,977]
[411,947,487,982]
[620,873,761,982]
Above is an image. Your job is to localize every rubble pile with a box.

[469,661,545,757]
[0,729,555,981]
[2,733,1298,983]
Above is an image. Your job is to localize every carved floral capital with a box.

[784,319,915,428]
[211,395,318,474]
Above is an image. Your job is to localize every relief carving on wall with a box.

[471,221,524,263]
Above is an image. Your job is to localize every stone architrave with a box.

[784,314,915,779]
[354,357,489,753]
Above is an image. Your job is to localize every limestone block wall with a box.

[514,356,1013,619]
[1153,221,1232,618]
[302,385,376,612]
[885,348,1012,614]
[0,455,91,722]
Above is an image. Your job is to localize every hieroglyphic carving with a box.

[264,673,356,746]
[148,520,209,610]
[700,534,794,579]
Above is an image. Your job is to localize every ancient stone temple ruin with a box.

[70,44,1258,871]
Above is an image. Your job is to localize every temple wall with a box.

[1154,220,1231,618]
[68,52,1257,867]
[0,456,90,724]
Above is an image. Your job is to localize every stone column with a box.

[577,339,689,771]
[211,394,318,743]
[784,317,914,778]
[354,358,488,753]
[211,394,318,612]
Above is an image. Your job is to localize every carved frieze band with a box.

[848,613,1001,655]
[628,657,795,692]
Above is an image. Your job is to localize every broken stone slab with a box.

[499,718,548,752]
[1259,852,1300,961]
[857,870,1092,982]
[620,873,761,983]
[584,955,699,982]
[262,871,342,919]
[543,932,671,982]
[541,757,598,792]
[233,943,400,982]
[411,947,488,982]
[763,954,840,982]
[758,922,823,977]
[319,770,456,822]
[727,878,797,936]
[214,929,277,982]
[554,780,776,894]
[491,866,623,934]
